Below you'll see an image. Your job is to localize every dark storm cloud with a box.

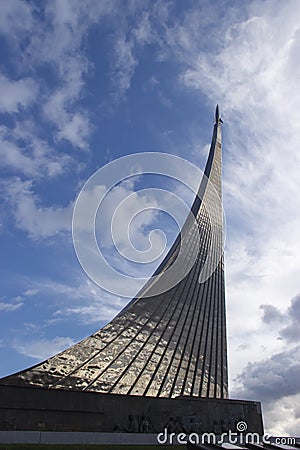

[287,294,300,319]
[259,293,300,343]
[235,294,300,404]
[260,304,284,324]
[279,294,300,343]
[280,322,300,343]
[233,345,300,402]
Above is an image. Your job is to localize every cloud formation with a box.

[0,75,37,113]
[233,292,300,434]
[13,336,76,360]
[0,123,73,178]
[2,178,73,239]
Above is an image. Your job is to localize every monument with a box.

[0,107,263,437]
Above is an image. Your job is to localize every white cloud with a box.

[3,178,73,239]
[22,276,128,325]
[0,0,108,150]
[0,301,23,312]
[24,289,38,297]
[74,175,178,259]
[110,34,137,101]
[72,169,197,300]
[108,4,165,103]
[0,124,72,178]
[0,287,37,312]
[0,0,33,38]
[0,128,39,177]
[29,0,118,149]
[52,282,127,324]
[13,336,76,360]
[0,74,38,113]
[56,113,91,150]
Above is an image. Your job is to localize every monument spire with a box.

[1,107,228,399]
[215,104,223,124]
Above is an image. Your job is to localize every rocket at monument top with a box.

[215,104,223,124]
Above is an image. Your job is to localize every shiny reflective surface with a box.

[1,112,228,399]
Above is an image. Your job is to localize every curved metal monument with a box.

[1,106,227,399]
[0,107,265,438]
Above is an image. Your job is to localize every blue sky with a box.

[1,0,300,435]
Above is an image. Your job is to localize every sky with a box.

[0,0,300,436]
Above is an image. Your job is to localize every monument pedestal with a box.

[0,384,263,435]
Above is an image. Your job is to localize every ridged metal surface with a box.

[1,112,228,399]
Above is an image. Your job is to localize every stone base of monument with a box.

[0,384,263,437]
